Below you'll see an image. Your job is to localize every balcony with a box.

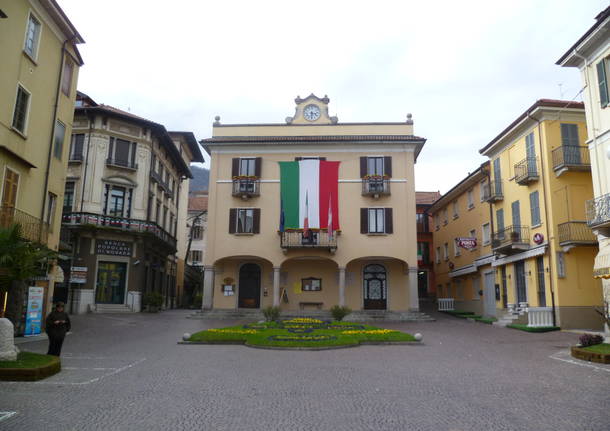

[0,206,49,244]
[106,158,138,171]
[514,158,539,185]
[492,225,530,255]
[62,212,176,252]
[586,193,610,229]
[151,170,171,194]
[280,230,337,253]
[482,179,503,202]
[362,177,391,197]
[552,146,590,176]
[232,178,260,198]
[558,221,597,248]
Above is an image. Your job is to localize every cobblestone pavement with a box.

[1,310,609,431]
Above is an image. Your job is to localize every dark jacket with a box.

[45,310,71,338]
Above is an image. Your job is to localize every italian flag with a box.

[279,160,340,230]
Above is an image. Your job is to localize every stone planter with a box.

[571,346,610,364]
[0,355,61,381]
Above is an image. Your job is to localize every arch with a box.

[363,263,387,310]
[102,175,138,188]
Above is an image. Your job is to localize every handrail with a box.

[0,206,49,244]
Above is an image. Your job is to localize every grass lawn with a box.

[0,351,57,369]
[474,317,497,324]
[582,343,610,355]
[506,323,560,333]
[187,319,417,348]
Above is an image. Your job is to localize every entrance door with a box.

[238,263,261,308]
[363,264,387,310]
[418,270,428,298]
[514,261,527,304]
[501,266,508,308]
[483,272,496,317]
[96,262,127,304]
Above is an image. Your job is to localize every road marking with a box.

[0,412,17,422]
[550,350,610,373]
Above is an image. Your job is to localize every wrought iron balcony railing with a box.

[0,206,49,244]
[492,225,530,253]
[232,179,260,198]
[557,221,597,246]
[552,146,590,173]
[62,212,176,251]
[280,230,337,252]
[362,178,391,196]
[106,158,138,170]
[586,193,610,228]
[514,158,539,185]
[151,170,171,193]
[482,179,503,202]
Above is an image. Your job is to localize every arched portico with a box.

[278,256,339,311]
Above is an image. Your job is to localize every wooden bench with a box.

[299,302,323,310]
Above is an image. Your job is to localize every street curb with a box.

[178,340,423,350]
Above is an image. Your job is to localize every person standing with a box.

[45,302,71,356]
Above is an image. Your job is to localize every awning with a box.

[593,246,610,279]
[449,264,477,278]
[492,244,547,267]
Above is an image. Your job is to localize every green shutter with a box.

[597,60,609,107]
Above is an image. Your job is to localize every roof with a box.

[416,191,441,205]
[202,134,425,143]
[556,6,610,66]
[479,99,585,155]
[428,166,487,214]
[168,131,204,163]
[46,0,85,44]
[188,195,208,212]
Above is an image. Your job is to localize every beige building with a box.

[557,6,610,334]
[200,95,426,315]
[60,93,202,313]
[0,0,83,325]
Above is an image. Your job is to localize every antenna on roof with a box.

[558,83,564,98]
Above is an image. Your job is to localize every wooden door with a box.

[363,264,387,310]
[238,263,261,308]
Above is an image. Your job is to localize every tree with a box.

[0,224,56,335]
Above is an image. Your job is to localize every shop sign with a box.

[533,233,544,244]
[96,239,132,257]
[24,286,44,336]
[70,266,88,284]
[456,237,477,250]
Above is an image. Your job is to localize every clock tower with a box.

[286,93,338,125]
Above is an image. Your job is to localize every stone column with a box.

[408,267,419,311]
[338,267,346,307]
[273,267,281,307]
[202,266,215,310]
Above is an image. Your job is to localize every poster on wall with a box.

[24,286,44,336]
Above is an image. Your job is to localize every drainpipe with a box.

[526,110,557,327]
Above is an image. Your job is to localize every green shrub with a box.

[144,291,163,307]
[330,305,352,321]
[262,306,281,322]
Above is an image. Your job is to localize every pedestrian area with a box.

[1,310,608,431]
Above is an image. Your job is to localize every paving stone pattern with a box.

[1,310,608,431]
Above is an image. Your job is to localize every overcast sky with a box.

[59,0,607,193]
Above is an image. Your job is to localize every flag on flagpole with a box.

[303,191,310,238]
[327,193,333,241]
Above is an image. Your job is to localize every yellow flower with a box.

[341,329,397,335]
[207,328,257,335]
[284,318,323,324]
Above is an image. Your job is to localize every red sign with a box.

[533,233,544,244]
[456,237,477,250]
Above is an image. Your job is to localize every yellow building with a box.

[0,0,84,321]
[200,95,428,317]
[429,164,497,317]
[479,99,602,329]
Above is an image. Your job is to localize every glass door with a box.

[96,262,127,304]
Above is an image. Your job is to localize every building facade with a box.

[416,191,440,300]
[60,93,202,313]
[479,99,602,329]
[0,0,83,324]
[200,95,426,314]
[557,6,610,334]
[181,191,208,307]
[429,166,497,317]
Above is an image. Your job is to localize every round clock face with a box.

[303,104,321,121]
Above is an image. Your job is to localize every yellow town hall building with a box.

[200,95,426,316]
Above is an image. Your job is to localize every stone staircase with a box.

[189,309,434,322]
[91,304,134,314]
[492,312,520,327]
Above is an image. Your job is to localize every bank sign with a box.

[96,239,132,256]
[456,237,477,250]
[24,286,44,336]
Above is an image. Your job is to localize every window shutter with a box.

[597,60,609,107]
[384,156,392,177]
[360,208,368,233]
[254,157,262,177]
[360,157,367,178]
[384,208,393,233]
[232,158,240,177]
[253,209,260,233]
[229,209,237,234]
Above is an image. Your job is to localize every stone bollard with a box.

[0,318,20,361]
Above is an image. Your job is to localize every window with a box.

[434,214,440,230]
[454,239,461,257]
[63,182,74,214]
[192,225,203,240]
[1,168,20,212]
[417,242,430,265]
[12,85,30,134]
[108,137,137,168]
[70,134,85,161]
[416,213,429,232]
[46,192,57,229]
[435,247,441,264]
[443,243,448,261]
[229,208,261,234]
[455,279,463,299]
[482,223,491,245]
[238,158,255,176]
[360,208,393,234]
[53,121,66,159]
[560,123,579,146]
[525,132,536,166]
[472,277,480,300]
[467,189,474,208]
[557,252,566,278]
[496,209,505,235]
[301,277,321,291]
[108,186,126,217]
[469,229,477,250]
[529,191,540,226]
[24,13,41,59]
[367,157,384,176]
[61,60,74,96]
[442,208,448,225]
[360,156,392,177]
[452,200,459,218]
[597,58,609,108]
[155,200,161,223]
[163,207,168,230]
[189,250,202,263]
[446,283,451,298]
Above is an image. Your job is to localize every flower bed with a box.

[185,320,418,349]
[571,343,610,364]
[0,352,61,381]
[506,323,560,333]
